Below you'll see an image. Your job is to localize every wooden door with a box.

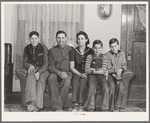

[121,5,146,101]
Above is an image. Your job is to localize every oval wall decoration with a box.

[97,4,112,20]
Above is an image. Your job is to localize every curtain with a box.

[136,5,146,28]
[10,4,84,76]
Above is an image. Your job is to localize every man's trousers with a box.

[47,72,72,110]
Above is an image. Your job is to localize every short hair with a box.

[29,31,39,38]
[56,30,67,37]
[92,40,103,48]
[109,38,119,45]
[76,31,90,46]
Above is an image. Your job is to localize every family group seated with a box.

[16,30,134,112]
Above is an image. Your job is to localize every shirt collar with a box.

[62,45,68,51]
[76,46,90,53]
[110,50,121,55]
[30,43,40,50]
[93,53,103,58]
[56,44,68,51]
[75,46,91,56]
[33,46,37,49]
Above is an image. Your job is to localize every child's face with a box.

[93,44,102,56]
[30,35,39,47]
[110,42,119,53]
[77,34,87,47]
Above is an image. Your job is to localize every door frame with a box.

[120,4,146,71]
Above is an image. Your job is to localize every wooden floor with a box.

[4,92,146,112]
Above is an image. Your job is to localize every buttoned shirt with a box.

[32,46,37,64]
[104,50,127,73]
[48,45,72,75]
[70,46,93,73]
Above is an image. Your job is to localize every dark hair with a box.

[56,30,67,37]
[109,38,119,45]
[92,40,103,47]
[76,31,90,46]
[29,31,39,38]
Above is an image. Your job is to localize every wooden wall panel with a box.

[120,5,127,55]
[126,5,134,71]
[132,41,146,85]
[133,5,146,33]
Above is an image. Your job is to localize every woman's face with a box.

[93,44,102,57]
[77,34,87,47]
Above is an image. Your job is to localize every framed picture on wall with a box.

[97,4,112,20]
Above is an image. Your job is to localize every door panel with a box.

[133,5,146,33]
[121,4,146,85]
[121,4,146,101]
[132,41,146,85]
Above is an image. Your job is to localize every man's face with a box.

[30,35,39,46]
[93,44,102,57]
[110,42,119,53]
[56,33,67,47]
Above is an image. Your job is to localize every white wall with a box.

[4,4,122,54]
[4,4,19,91]
[84,4,122,53]
[4,4,122,92]
[4,4,13,44]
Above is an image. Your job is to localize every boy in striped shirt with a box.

[84,40,115,112]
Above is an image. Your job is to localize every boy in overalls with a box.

[84,40,115,112]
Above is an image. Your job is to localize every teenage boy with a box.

[104,38,134,111]
[16,31,49,112]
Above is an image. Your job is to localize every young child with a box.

[84,40,115,112]
[104,38,134,111]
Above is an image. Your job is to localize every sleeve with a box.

[85,54,92,71]
[48,49,60,75]
[38,46,48,74]
[69,49,75,62]
[101,55,108,69]
[121,52,127,70]
[23,47,33,69]
[104,53,115,74]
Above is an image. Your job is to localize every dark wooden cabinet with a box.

[5,63,13,100]
[5,43,13,101]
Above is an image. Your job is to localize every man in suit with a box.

[48,30,72,112]
[16,31,49,112]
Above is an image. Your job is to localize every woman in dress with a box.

[70,31,93,112]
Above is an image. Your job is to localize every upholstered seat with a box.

[17,69,134,109]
